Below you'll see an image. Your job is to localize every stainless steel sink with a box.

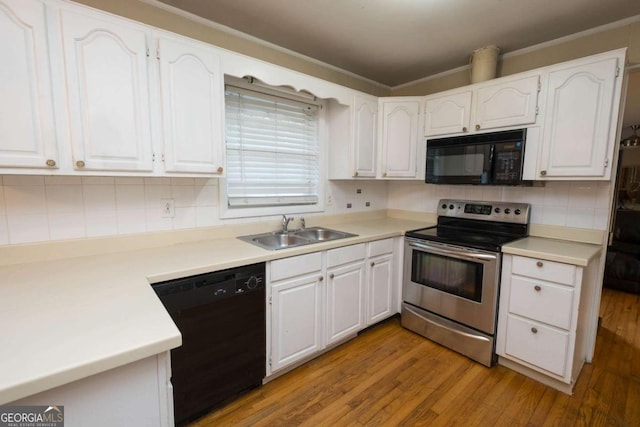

[294,228,352,241]
[250,233,308,250]
[238,227,357,250]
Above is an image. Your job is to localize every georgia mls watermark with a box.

[0,405,64,427]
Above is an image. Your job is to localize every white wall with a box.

[0,176,388,245]
[387,181,613,230]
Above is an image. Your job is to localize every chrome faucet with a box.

[281,215,294,233]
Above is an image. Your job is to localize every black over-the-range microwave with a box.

[425,128,528,185]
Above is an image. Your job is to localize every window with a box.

[224,82,321,215]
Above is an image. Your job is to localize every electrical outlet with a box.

[161,198,175,218]
[326,194,334,205]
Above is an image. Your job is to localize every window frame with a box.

[219,77,326,220]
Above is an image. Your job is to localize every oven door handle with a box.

[407,241,497,262]
[403,304,491,343]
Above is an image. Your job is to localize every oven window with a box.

[411,251,483,302]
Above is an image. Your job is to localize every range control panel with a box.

[437,199,530,224]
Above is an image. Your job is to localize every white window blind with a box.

[225,85,319,208]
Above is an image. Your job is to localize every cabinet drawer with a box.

[504,314,569,377]
[327,244,366,268]
[509,277,574,329]
[271,252,322,282]
[511,256,576,286]
[368,238,394,258]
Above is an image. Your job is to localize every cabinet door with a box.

[326,261,365,345]
[424,91,472,136]
[352,94,377,178]
[367,254,393,325]
[0,0,59,169]
[60,9,153,172]
[475,75,539,131]
[270,273,323,372]
[504,314,570,377]
[158,35,224,174]
[380,99,420,178]
[539,56,620,178]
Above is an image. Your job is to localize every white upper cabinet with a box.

[157,34,224,175]
[0,0,59,169]
[327,94,377,180]
[424,90,472,136]
[352,94,378,178]
[0,0,227,176]
[424,75,539,137]
[60,8,154,172]
[475,75,539,131]
[537,51,624,180]
[379,97,422,178]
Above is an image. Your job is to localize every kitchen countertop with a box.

[502,236,603,266]
[0,216,432,405]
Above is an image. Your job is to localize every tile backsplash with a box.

[387,180,614,231]
[0,176,390,246]
[0,176,220,245]
[0,176,613,246]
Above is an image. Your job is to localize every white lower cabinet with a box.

[496,254,594,394]
[267,238,398,376]
[269,252,323,373]
[10,353,173,427]
[326,244,366,345]
[366,238,394,325]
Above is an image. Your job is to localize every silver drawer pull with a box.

[531,327,538,334]
[534,285,541,292]
[536,261,543,267]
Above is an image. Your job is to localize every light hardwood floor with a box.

[191,288,640,426]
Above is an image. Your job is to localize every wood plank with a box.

[191,288,639,427]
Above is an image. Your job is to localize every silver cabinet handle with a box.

[407,240,496,262]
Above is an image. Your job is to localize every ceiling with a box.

[155,0,640,87]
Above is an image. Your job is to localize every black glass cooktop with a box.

[406,226,527,252]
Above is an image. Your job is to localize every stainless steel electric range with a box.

[402,199,530,366]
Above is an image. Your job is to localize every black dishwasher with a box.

[152,262,266,425]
